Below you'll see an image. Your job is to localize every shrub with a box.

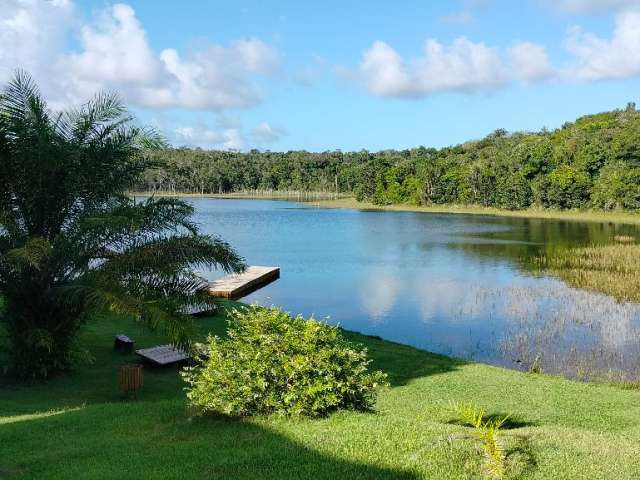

[182,306,388,417]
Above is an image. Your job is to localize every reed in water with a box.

[531,242,640,303]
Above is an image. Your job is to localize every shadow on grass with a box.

[343,331,466,387]
[446,413,536,430]
[506,433,538,478]
[485,414,536,430]
[0,404,419,480]
[0,305,467,418]
[0,304,466,479]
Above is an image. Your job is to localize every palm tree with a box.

[0,72,245,379]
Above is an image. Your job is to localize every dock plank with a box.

[208,266,280,299]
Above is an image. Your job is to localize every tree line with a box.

[138,103,640,211]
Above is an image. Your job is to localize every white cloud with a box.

[251,122,286,144]
[0,2,279,111]
[360,38,508,98]
[293,56,329,87]
[551,0,638,13]
[64,4,279,110]
[566,9,640,80]
[172,123,246,150]
[440,10,476,25]
[169,118,286,150]
[0,0,74,103]
[144,46,264,109]
[359,268,399,323]
[440,0,489,24]
[65,4,159,85]
[360,41,414,97]
[509,42,556,82]
[232,39,280,74]
[352,4,640,99]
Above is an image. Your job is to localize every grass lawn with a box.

[2,302,640,479]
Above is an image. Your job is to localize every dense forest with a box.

[138,104,640,210]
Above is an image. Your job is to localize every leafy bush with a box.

[182,306,388,417]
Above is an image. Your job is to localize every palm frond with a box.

[61,92,129,143]
[0,71,244,377]
[55,280,199,349]
[106,234,245,276]
[6,237,52,270]
[135,126,168,150]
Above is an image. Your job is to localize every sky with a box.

[1,0,640,152]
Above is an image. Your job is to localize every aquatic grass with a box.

[528,355,543,374]
[312,197,640,226]
[408,278,640,381]
[613,235,636,243]
[531,244,640,303]
[489,282,640,381]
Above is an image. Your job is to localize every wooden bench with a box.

[135,345,189,366]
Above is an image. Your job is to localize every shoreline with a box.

[310,198,640,225]
[129,191,348,201]
[130,192,640,225]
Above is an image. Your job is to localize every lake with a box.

[190,197,640,380]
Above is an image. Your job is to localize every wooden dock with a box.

[136,345,189,366]
[208,266,280,299]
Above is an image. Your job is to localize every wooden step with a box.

[208,266,280,299]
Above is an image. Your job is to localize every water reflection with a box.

[189,198,640,380]
[359,268,399,324]
[497,282,640,379]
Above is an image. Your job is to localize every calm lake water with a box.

[190,198,640,379]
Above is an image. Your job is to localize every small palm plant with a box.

[450,401,509,479]
[0,71,245,378]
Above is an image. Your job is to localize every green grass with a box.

[311,197,640,226]
[2,304,640,479]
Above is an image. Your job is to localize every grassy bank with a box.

[2,305,640,479]
[310,197,640,225]
[128,192,640,225]
[130,190,349,201]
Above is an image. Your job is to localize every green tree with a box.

[591,161,640,210]
[134,103,640,213]
[534,165,591,209]
[0,72,244,378]
[496,171,532,210]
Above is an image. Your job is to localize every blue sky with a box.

[1,0,640,151]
